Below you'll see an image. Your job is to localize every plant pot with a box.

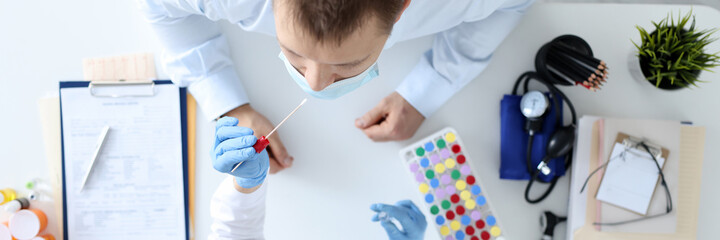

[631,30,701,90]
[639,55,700,90]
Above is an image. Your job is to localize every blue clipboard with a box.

[58,80,189,240]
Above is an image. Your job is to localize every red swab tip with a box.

[253,136,270,153]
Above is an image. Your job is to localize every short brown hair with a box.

[280,0,405,45]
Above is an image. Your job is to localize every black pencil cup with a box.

[535,35,594,85]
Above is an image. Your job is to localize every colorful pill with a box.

[426,170,435,179]
[425,193,434,203]
[451,170,461,180]
[471,185,481,195]
[441,200,451,210]
[445,185,456,195]
[445,158,456,168]
[424,142,435,152]
[481,231,490,240]
[486,216,496,226]
[437,139,446,149]
[455,180,467,190]
[471,210,482,220]
[460,190,471,200]
[440,174,452,184]
[471,237,480,240]
[457,155,466,164]
[466,225,475,235]
[475,219,486,229]
[409,163,419,172]
[430,205,439,215]
[434,163,446,174]
[436,215,446,225]
[416,147,425,156]
[430,178,440,188]
[476,196,486,206]
[435,189,446,199]
[460,165,472,175]
[445,210,455,220]
[415,172,425,183]
[440,149,451,158]
[440,226,450,236]
[450,194,460,203]
[461,215,471,226]
[467,175,476,185]
[430,154,441,164]
[490,226,501,236]
[420,158,430,168]
[419,183,429,193]
[464,199,476,209]
[445,132,456,143]
[452,144,461,153]
[450,220,461,231]
[455,205,466,215]
[455,231,465,240]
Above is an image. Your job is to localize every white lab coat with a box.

[137,0,535,121]
[209,177,268,240]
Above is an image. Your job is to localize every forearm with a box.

[397,0,535,117]
[210,177,267,240]
[138,0,250,120]
[234,180,262,193]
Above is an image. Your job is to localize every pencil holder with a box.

[535,35,595,85]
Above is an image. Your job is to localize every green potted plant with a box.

[632,10,720,89]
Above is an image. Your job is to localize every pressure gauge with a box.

[520,91,549,118]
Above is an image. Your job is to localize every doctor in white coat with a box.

[138,0,535,173]
[210,117,428,239]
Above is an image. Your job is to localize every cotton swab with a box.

[230,98,307,173]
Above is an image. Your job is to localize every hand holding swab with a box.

[231,98,307,173]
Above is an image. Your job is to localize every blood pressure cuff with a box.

[500,93,566,182]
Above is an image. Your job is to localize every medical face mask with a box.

[279,52,379,100]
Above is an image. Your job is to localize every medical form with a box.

[59,82,188,240]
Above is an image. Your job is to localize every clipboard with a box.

[572,118,705,239]
[59,80,190,240]
[594,132,670,215]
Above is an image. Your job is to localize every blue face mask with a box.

[279,52,379,100]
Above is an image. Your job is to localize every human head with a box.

[274,0,410,92]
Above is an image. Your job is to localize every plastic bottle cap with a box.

[9,209,47,239]
[0,222,12,240]
[3,198,29,213]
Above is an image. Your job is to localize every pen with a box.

[79,126,110,192]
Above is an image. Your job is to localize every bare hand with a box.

[355,92,425,142]
[224,104,293,173]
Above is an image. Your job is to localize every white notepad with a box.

[596,143,666,215]
[60,82,188,240]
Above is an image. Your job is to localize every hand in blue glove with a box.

[212,117,269,189]
[371,200,427,240]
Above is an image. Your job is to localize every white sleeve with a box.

[395,0,535,117]
[209,177,267,240]
[137,0,256,121]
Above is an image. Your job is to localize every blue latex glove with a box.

[212,117,269,188]
[371,200,427,240]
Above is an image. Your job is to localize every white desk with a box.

[1,2,718,240]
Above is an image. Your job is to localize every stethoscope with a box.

[540,211,566,240]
